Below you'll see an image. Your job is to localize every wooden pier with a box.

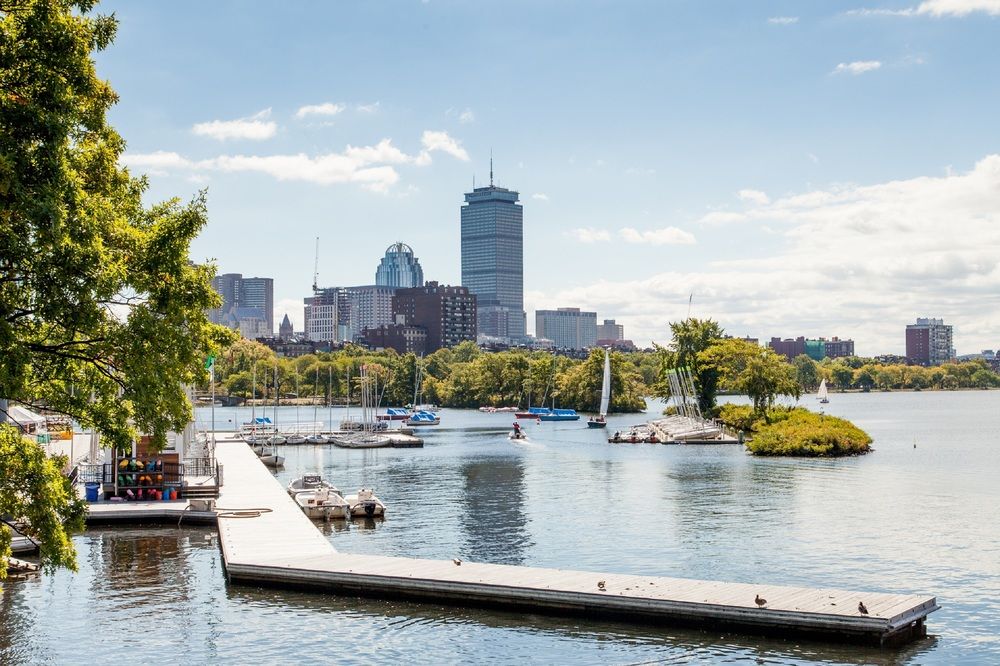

[209,441,938,647]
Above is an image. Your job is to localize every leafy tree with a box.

[971,368,1000,388]
[792,354,819,390]
[1,426,87,578]
[658,318,725,414]
[830,363,854,391]
[854,366,876,392]
[700,339,801,417]
[1,0,233,576]
[1,0,233,449]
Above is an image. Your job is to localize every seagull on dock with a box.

[755,594,767,608]
[858,601,869,615]
[453,558,462,566]
[597,580,606,590]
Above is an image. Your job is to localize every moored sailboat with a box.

[588,349,611,428]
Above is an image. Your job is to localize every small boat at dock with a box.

[405,410,440,426]
[344,488,386,518]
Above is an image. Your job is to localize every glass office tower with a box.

[460,178,525,340]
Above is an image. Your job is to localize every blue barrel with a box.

[85,483,100,502]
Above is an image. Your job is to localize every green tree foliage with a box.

[1,0,233,451]
[717,404,872,457]
[1,425,87,578]
[1,1,232,577]
[555,349,646,413]
[700,339,801,417]
[656,318,725,414]
[792,354,819,390]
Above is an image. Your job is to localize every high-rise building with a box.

[535,308,598,350]
[304,287,347,343]
[461,165,525,341]
[393,282,476,352]
[209,273,274,336]
[906,318,954,366]
[375,242,424,288]
[596,319,624,342]
[346,285,397,341]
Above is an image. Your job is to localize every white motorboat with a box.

[287,473,334,496]
[305,433,328,444]
[294,486,349,520]
[344,488,386,518]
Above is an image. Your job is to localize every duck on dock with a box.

[755,594,767,608]
[859,601,869,615]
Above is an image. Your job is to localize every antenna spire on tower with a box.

[490,149,494,187]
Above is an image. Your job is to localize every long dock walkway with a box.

[212,441,937,646]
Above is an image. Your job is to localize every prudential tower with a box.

[460,160,525,341]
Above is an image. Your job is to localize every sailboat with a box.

[588,349,611,428]
[306,366,328,444]
[817,378,830,404]
[406,357,440,426]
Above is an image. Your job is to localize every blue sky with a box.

[102,0,1000,353]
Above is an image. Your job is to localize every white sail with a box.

[599,349,611,417]
[817,378,829,401]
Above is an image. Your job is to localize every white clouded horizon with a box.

[532,155,1000,353]
[768,16,799,24]
[532,193,550,201]
[123,130,470,193]
[295,102,345,118]
[738,189,770,205]
[832,60,883,75]
[619,227,697,245]
[847,0,1000,17]
[192,109,277,141]
[568,228,611,243]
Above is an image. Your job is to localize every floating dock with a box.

[209,441,937,647]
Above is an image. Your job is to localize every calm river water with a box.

[3,391,998,664]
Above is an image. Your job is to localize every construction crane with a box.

[312,236,320,292]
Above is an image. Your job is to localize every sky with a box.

[99,0,1000,355]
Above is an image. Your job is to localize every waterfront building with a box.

[461,166,526,341]
[375,242,425,288]
[768,336,855,361]
[906,317,954,366]
[596,319,624,342]
[535,308,598,350]
[209,273,274,336]
[392,281,476,352]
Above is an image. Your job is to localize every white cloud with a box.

[532,193,550,201]
[768,16,799,24]
[847,0,1000,17]
[569,228,611,243]
[357,102,381,113]
[459,108,475,124]
[619,227,697,245]
[420,130,470,161]
[295,102,345,119]
[832,60,882,75]
[807,152,821,164]
[121,131,470,193]
[547,155,1000,353]
[698,211,747,225]
[192,109,276,141]
[737,189,770,205]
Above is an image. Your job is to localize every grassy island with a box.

[719,405,873,457]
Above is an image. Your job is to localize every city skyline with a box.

[101,1,1000,354]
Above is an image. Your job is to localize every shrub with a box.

[746,409,872,457]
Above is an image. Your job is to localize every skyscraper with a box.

[209,273,274,336]
[461,162,525,341]
[375,242,424,288]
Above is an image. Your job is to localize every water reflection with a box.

[459,457,532,565]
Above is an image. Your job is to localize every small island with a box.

[719,405,872,457]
